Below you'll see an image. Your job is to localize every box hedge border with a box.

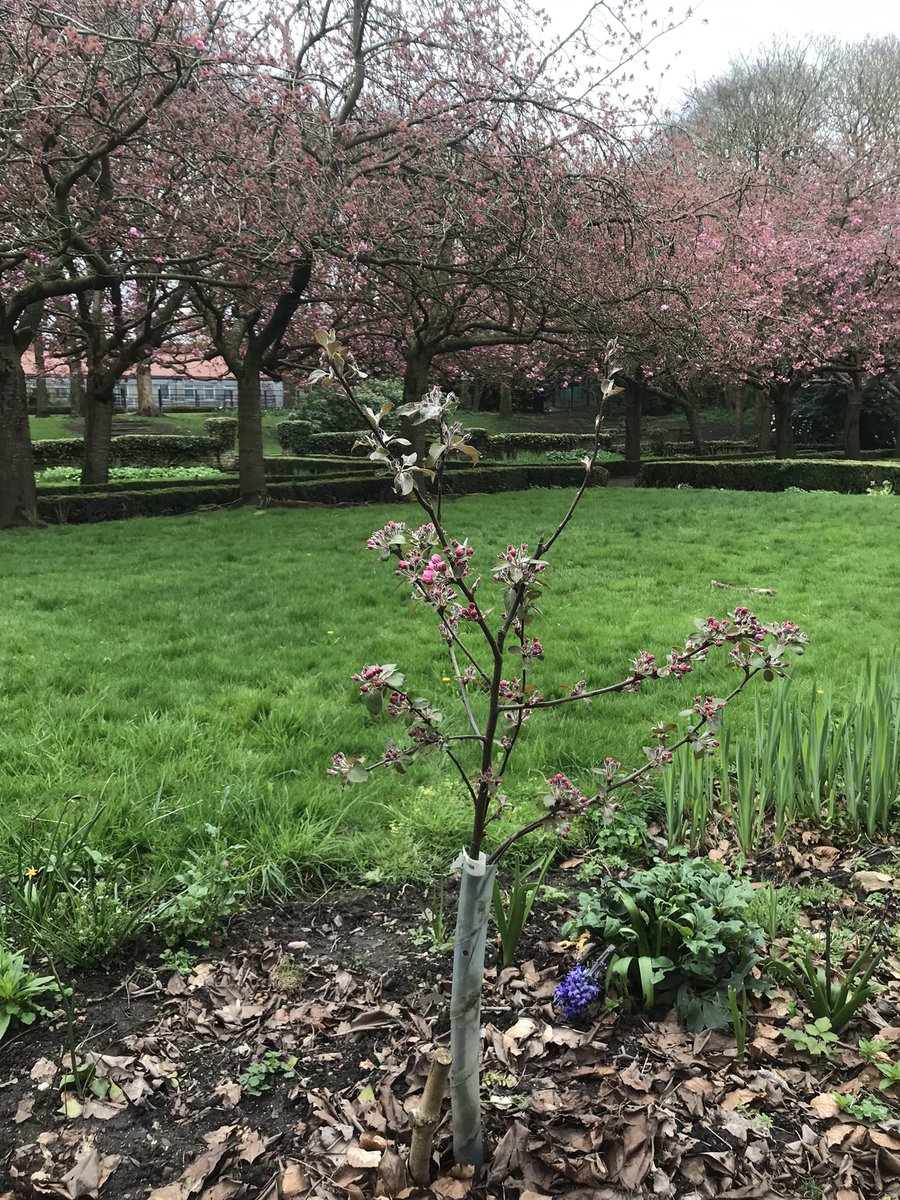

[637,457,900,493]
[37,463,607,525]
[33,434,219,469]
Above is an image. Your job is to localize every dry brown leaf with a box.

[853,870,894,894]
[14,1096,35,1124]
[202,1183,243,1200]
[180,1144,231,1194]
[213,1083,243,1110]
[359,1134,388,1152]
[345,1146,382,1169]
[810,1094,842,1119]
[721,1089,763,1111]
[347,1009,398,1031]
[148,1184,186,1200]
[870,1129,900,1151]
[30,1057,57,1085]
[430,1177,472,1199]
[59,1144,121,1199]
[280,1164,311,1199]
[374,1146,407,1197]
[238,1128,267,1164]
[519,1192,553,1200]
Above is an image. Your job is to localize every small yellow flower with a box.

[326,630,334,636]
[442,676,451,682]
[816,688,824,694]
[24,867,38,879]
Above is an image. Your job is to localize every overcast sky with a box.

[552,0,899,110]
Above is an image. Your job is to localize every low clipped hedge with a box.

[37,474,233,497]
[276,419,315,455]
[637,457,900,493]
[488,432,613,459]
[203,417,238,452]
[305,431,366,456]
[38,463,607,524]
[33,435,218,469]
[263,455,375,477]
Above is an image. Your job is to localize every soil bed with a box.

[2,861,899,1200]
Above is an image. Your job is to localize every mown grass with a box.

[30,411,285,455]
[2,488,897,923]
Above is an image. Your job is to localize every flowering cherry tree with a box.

[316,329,808,1176]
[0,0,224,525]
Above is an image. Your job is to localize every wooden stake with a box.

[409,1047,453,1186]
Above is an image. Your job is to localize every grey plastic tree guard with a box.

[450,851,498,1172]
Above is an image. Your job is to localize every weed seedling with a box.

[238,1051,298,1097]
[833,1092,891,1122]
[783,1017,839,1059]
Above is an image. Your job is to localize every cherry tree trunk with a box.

[756,393,773,452]
[471,379,482,412]
[402,354,431,466]
[773,390,795,459]
[82,379,115,486]
[498,382,513,419]
[136,362,154,416]
[0,335,37,527]
[237,361,267,505]
[624,386,642,462]
[843,381,863,459]
[282,376,297,411]
[679,400,705,456]
[68,357,86,416]
[725,384,746,437]
[32,329,51,417]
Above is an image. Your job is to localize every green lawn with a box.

[3,488,897,907]
[459,404,735,438]
[30,411,285,456]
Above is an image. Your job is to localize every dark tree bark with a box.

[843,376,864,459]
[282,375,297,411]
[81,378,116,485]
[498,381,513,419]
[678,396,706,456]
[624,382,642,462]
[725,383,748,437]
[68,356,86,416]
[0,332,37,527]
[772,386,795,458]
[401,351,432,464]
[32,329,52,417]
[237,357,266,504]
[136,361,154,415]
[471,379,482,412]
[756,392,774,451]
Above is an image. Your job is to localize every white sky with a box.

[551,0,899,110]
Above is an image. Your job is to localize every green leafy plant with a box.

[159,948,198,977]
[492,851,553,967]
[0,948,59,1040]
[770,898,892,1033]
[238,1051,298,1097]
[152,827,247,945]
[859,1037,893,1063]
[783,1016,839,1058]
[413,883,453,953]
[728,985,749,1063]
[735,1105,772,1133]
[833,1092,891,1121]
[565,858,768,1031]
[874,1061,900,1091]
